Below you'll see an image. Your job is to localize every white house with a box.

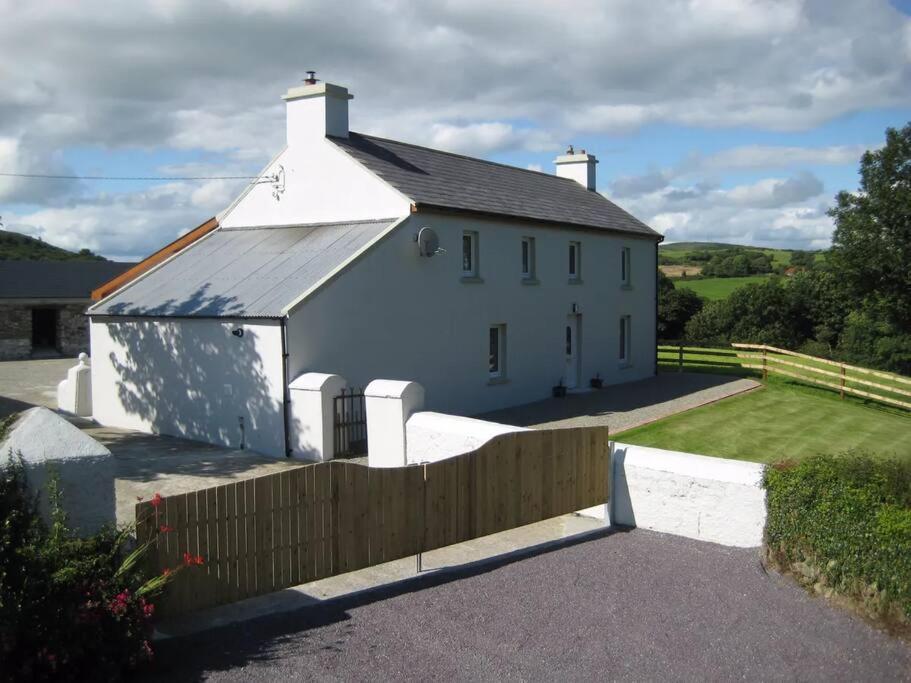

[88,77,663,458]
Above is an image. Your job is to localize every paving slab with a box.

[478,371,760,432]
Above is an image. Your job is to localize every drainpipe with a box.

[280,316,292,457]
[655,236,663,376]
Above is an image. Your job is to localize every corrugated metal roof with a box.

[331,133,660,238]
[89,219,396,318]
[0,260,136,299]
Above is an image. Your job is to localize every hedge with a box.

[764,453,911,625]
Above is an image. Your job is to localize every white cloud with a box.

[0,0,907,256]
[690,144,871,172]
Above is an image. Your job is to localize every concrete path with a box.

[79,423,306,525]
[143,528,911,681]
[0,357,75,418]
[478,372,760,432]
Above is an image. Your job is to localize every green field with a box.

[675,275,771,300]
[615,376,911,464]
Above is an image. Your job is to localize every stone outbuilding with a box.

[0,260,135,360]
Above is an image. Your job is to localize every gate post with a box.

[365,380,425,468]
[288,372,347,461]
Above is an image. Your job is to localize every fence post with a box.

[840,364,845,400]
[678,344,683,372]
[762,347,768,381]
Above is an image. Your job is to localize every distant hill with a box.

[660,241,751,252]
[660,241,825,269]
[0,229,105,261]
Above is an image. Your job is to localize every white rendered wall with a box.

[405,411,529,465]
[286,212,658,417]
[579,443,767,548]
[90,317,287,457]
[218,139,410,228]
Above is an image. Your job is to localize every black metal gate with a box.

[333,388,367,457]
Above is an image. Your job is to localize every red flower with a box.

[161,567,172,577]
[150,493,163,509]
[108,590,130,617]
[182,552,205,567]
[159,524,174,533]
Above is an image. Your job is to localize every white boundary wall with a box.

[579,442,766,548]
[405,411,529,465]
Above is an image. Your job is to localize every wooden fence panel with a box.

[143,425,610,617]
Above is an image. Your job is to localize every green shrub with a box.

[0,454,183,681]
[764,453,911,627]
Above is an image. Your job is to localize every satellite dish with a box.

[417,227,444,257]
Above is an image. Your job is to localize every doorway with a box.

[31,308,58,352]
[564,314,580,389]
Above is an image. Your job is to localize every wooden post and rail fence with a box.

[658,341,911,410]
[136,426,611,617]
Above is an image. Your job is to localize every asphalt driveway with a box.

[144,529,911,681]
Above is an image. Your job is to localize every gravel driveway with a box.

[143,529,911,681]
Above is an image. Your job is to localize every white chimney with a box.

[554,146,598,191]
[282,72,352,145]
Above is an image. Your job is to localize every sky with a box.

[1,0,910,261]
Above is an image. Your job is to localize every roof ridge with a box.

[343,131,579,184]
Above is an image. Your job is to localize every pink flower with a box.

[150,493,163,509]
[159,524,174,533]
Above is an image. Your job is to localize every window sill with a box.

[487,376,509,386]
[521,277,540,286]
[620,284,632,290]
[568,278,583,285]
[460,276,484,284]
[618,361,633,370]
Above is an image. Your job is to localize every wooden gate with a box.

[333,388,367,457]
[136,426,610,617]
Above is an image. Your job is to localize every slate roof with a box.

[331,133,660,238]
[0,261,136,300]
[89,219,396,318]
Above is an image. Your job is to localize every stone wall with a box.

[0,301,90,360]
[0,305,32,360]
[58,304,90,356]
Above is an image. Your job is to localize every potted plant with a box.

[552,379,567,398]
[590,373,603,389]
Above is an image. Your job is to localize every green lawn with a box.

[615,376,911,464]
[675,275,771,300]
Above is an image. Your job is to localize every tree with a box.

[829,122,911,331]
[657,271,703,340]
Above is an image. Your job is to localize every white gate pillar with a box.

[365,380,425,468]
[57,353,92,417]
[288,372,347,462]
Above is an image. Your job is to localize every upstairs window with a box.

[569,241,581,280]
[462,231,479,277]
[621,247,631,286]
[521,237,535,279]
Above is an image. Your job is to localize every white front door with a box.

[565,315,579,389]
